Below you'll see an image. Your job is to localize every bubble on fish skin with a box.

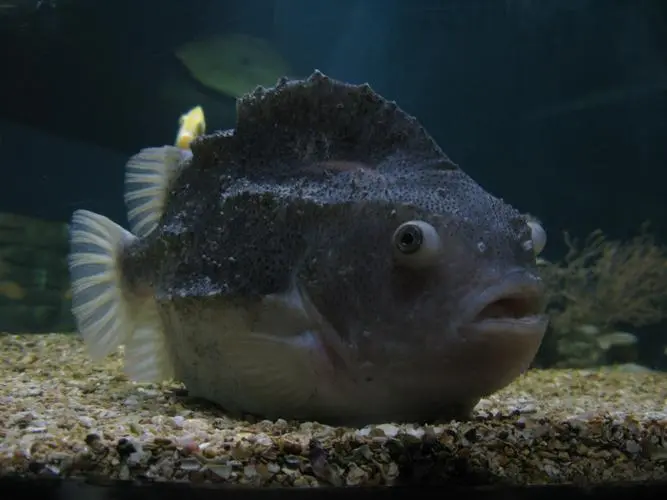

[527,220,547,255]
[477,241,487,253]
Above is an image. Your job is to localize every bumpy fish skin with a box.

[77,71,548,425]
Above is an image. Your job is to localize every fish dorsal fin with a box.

[124,146,191,238]
[192,70,455,171]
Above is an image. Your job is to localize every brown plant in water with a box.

[540,224,667,335]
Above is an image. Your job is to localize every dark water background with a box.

[0,0,666,361]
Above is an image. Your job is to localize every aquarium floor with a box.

[1,333,666,486]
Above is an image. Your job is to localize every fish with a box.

[174,34,291,99]
[67,70,549,426]
[175,105,206,150]
[596,331,638,351]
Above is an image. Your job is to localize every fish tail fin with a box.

[68,209,173,382]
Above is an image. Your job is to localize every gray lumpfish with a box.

[68,71,549,426]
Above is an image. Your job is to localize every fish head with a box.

[289,161,549,405]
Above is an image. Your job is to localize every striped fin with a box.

[124,146,191,238]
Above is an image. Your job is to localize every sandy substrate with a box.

[0,333,666,487]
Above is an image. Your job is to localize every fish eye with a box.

[527,220,546,255]
[392,220,442,268]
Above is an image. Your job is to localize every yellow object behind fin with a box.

[124,146,190,239]
[175,105,206,150]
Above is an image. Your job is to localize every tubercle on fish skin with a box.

[307,70,328,82]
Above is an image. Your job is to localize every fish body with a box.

[175,105,206,150]
[68,71,549,425]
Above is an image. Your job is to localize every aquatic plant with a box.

[538,224,667,366]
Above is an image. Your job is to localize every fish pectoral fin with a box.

[192,289,336,418]
[251,287,314,338]
[249,284,350,370]
[68,210,173,382]
[124,146,191,238]
[216,330,327,418]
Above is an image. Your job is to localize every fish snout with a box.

[461,269,548,336]
[448,269,549,394]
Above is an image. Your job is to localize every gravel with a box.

[1,333,666,486]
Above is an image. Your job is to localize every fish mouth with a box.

[463,270,549,337]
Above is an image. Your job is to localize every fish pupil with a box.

[396,225,422,254]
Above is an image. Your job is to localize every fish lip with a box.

[462,269,549,336]
[464,314,550,337]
